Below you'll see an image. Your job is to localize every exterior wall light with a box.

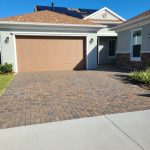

[5,37,9,43]
[89,38,94,44]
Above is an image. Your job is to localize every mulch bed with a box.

[128,78,150,90]
[114,74,150,90]
[138,83,150,90]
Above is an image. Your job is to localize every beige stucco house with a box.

[0,6,125,72]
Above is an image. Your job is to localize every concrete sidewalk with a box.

[0,110,150,150]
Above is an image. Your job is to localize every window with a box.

[108,39,116,57]
[131,29,142,61]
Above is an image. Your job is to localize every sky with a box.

[0,0,150,20]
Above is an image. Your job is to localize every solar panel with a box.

[79,8,97,14]
[36,6,97,19]
[36,6,52,11]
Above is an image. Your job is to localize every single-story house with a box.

[34,5,125,65]
[0,6,125,72]
[114,9,150,69]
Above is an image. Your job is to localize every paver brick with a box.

[0,67,150,128]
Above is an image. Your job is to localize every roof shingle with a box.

[0,10,94,25]
[113,9,150,30]
[129,9,150,21]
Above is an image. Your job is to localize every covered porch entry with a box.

[97,31,117,65]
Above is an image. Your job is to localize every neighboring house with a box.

[35,5,125,65]
[114,9,150,69]
[0,6,125,73]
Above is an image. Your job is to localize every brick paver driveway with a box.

[0,68,150,128]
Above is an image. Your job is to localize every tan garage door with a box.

[16,36,86,72]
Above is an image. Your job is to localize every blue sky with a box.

[0,0,150,19]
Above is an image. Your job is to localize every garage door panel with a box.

[16,36,85,72]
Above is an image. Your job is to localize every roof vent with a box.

[51,2,54,11]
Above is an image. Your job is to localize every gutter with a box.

[90,21,123,25]
[0,21,106,28]
[112,14,150,31]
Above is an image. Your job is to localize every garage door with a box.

[16,36,86,72]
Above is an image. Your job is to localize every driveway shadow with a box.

[138,94,150,97]
[114,74,150,92]
[96,65,130,73]
[114,74,131,84]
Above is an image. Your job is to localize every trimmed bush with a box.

[0,63,13,74]
[130,70,150,84]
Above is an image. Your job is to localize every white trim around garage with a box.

[86,36,89,70]
[13,35,18,73]
[11,32,89,37]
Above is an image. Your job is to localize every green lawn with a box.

[0,74,13,95]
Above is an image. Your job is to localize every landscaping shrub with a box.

[130,70,150,84]
[0,63,13,74]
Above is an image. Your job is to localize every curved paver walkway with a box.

[0,69,149,128]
